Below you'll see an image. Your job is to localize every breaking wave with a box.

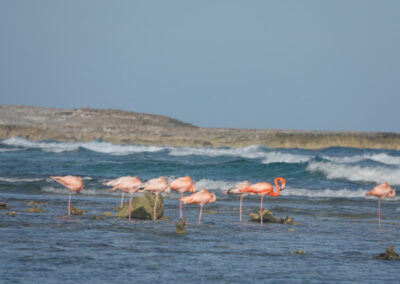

[307,161,400,185]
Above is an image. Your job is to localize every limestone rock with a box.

[5,211,17,216]
[249,209,293,224]
[0,202,10,209]
[374,246,399,260]
[175,218,187,235]
[28,201,48,206]
[101,211,113,217]
[115,192,163,220]
[24,207,45,213]
[70,206,87,215]
[291,250,306,255]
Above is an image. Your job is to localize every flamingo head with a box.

[388,189,396,198]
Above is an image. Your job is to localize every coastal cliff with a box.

[1,105,400,150]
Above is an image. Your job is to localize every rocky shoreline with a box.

[1,105,400,150]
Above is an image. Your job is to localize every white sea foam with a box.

[307,161,400,185]
[194,179,236,191]
[169,145,312,164]
[324,153,400,165]
[1,137,165,155]
[0,177,45,183]
[0,148,22,152]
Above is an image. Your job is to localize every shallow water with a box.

[1,138,400,283]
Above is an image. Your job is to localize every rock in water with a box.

[5,211,17,216]
[0,202,10,209]
[291,250,306,255]
[115,192,163,220]
[70,206,87,216]
[24,207,45,213]
[249,209,293,224]
[175,218,187,235]
[374,246,399,260]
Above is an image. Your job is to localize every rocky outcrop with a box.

[115,192,163,220]
[24,207,46,213]
[1,105,400,150]
[70,206,87,215]
[175,218,187,235]
[374,246,399,260]
[249,209,293,224]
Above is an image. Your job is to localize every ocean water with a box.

[1,137,399,283]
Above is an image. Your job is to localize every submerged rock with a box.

[5,211,17,217]
[249,209,293,224]
[92,216,104,220]
[24,207,45,213]
[175,218,187,235]
[115,192,163,220]
[291,250,306,255]
[28,201,48,206]
[374,246,399,260]
[70,206,87,215]
[101,211,113,217]
[0,202,10,209]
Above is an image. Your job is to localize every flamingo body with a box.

[366,182,396,229]
[223,180,252,222]
[180,189,216,224]
[50,175,84,216]
[170,176,196,218]
[140,177,170,220]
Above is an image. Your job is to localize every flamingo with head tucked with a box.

[139,177,170,221]
[240,177,286,225]
[103,176,132,208]
[50,175,84,216]
[109,176,143,221]
[366,182,396,229]
[180,189,216,225]
[170,176,196,218]
[223,180,252,222]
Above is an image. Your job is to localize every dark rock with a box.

[5,211,17,216]
[374,246,399,260]
[291,250,306,255]
[115,192,163,220]
[0,202,10,209]
[24,207,45,213]
[70,206,87,215]
[92,216,104,220]
[175,218,187,235]
[249,209,293,224]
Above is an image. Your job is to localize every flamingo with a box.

[223,180,252,222]
[139,176,170,221]
[103,176,133,208]
[366,182,396,229]
[180,189,216,225]
[240,177,286,225]
[109,176,142,221]
[50,175,84,216]
[170,176,196,218]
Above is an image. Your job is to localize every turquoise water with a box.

[1,137,400,283]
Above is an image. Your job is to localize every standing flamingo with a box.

[139,177,170,221]
[50,175,84,216]
[366,182,396,229]
[240,177,286,225]
[170,176,196,218]
[109,176,142,221]
[223,180,252,222]
[103,176,133,208]
[180,189,216,225]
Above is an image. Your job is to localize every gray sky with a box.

[1,1,399,132]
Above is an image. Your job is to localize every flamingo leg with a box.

[68,191,72,216]
[120,192,125,208]
[153,193,158,221]
[198,204,204,225]
[180,192,183,219]
[260,195,264,225]
[378,198,381,229]
[129,193,133,221]
[239,195,243,222]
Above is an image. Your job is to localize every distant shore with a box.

[1,105,400,151]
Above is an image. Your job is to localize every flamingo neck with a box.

[269,177,284,197]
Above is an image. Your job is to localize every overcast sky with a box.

[1,1,399,132]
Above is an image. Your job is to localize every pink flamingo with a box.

[240,177,286,225]
[180,189,216,225]
[366,182,396,229]
[223,180,252,222]
[139,177,170,221]
[50,175,84,216]
[109,176,143,221]
[103,176,132,208]
[170,176,196,218]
